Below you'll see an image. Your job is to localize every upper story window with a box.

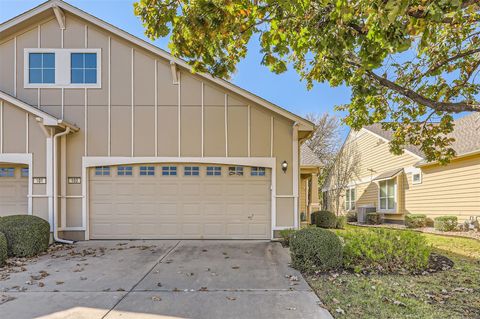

[162,166,177,176]
[206,166,221,176]
[95,166,110,176]
[29,53,55,84]
[117,166,133,176]
[0,168,15,177]
[379,179,396,211]
[71,53,97,84]
[345,187,356,211]
[24,48,101,88]
[251,167,266,176]
[228,166,243,176]
[412,172,422,184]
[184,166,199,176]
[140,166,155,176]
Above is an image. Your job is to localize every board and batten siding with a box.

[0,12,298,236]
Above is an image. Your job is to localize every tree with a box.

[134,0,480,163]
[323,141,361,216]
[305,113,342,166]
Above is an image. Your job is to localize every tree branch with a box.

[422,47,480,77]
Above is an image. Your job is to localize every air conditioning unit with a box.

[357,206,377,224]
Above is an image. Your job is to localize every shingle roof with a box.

[300,144,322,167]
[363,113,480,158]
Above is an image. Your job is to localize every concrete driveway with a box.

[0,240,332,319]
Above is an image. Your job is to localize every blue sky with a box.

[0,0,352,137]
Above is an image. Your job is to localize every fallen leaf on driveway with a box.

[0,295,16,305]
[202,249,208,252]
[117,288,125,292]
[226,296,236,301]
[286,307,296,311]
[157,282,162,287]
[151,296,162,301]
[80,277,87,281]
[232,266,240,270]
[38,282,45,287]
[198,287,208,291]
[55,281,64,285]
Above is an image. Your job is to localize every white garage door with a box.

[0,165,28,216]
[89,164,271,239]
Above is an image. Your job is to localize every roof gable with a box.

[0,0,313,132]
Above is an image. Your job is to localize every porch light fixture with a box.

[281,160,288,173]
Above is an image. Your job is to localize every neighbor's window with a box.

[29,53,55,84]
[162,166,177,176]
[71,53,97,84]
[345,187,356,211]
[95,166,110,176]
[206,166,221,176]
[0,168,15,177]
[379,179,396,210]
[184,166,199,176]
[412,172,422,184]
[140,166,155,176]
[117,166,133,176]
[228,166,244,176]
[251,167,266,176]
[21,168,29,177]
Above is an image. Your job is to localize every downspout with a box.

[53,127,73,244]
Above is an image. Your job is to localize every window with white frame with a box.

[0,168,15,177]
[379,179,396,211]
[206,166,221,176]
[24,48,101,88]
[117,166,133,176]
[140,166,155,176]
[251,167,266,176]
[345,187,356,211]
[21,168,29,177]
[28,53,55,84]
[412,172,422,184]
[162,166,177,176]
[228,166,243,176]
[184,166,199,176]
[95,166,110,176]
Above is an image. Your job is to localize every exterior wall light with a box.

[281,160,288,173]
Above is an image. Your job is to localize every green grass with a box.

[306,225,480,318]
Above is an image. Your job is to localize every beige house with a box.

[299,144,322,225]
[323,113,480,224]
[0,0,315,241]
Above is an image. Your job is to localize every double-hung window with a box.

[29,53,55,84]
[162,166,177,176]
[345,187,356,211]
[379,179,396,211]
[206,166,221,176]
[71,53,97,84]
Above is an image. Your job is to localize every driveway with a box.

[0,240,332,319]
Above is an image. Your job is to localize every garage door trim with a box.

[0,153,33,215]
[82,157,277,239]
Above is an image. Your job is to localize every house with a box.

[299,144,322,225]
[0,0,315,241]
[322,113,480,224]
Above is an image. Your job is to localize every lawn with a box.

[306,225,480,319]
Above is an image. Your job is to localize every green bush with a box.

[279,228,296,247]
[310,211,319,225]
[338,228,431,273]
[346,211,357,222]
[336,215,347,229]
[366,212,382,225]
[315,211,337,229]
[405,214,427,228]
[434,216,458,232]
[0,215,50,257]
[290,227,343,273]
[0,232,7,267]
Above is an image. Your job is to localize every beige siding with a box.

[405,155,480,223]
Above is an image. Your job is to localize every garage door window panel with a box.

[95,166,110,176]
[251,167,266,176]
[206,166,222,176]
[228,166,244,176]
[0,168,15,177]
[162,166,177,176]
[117,166,133,176]
[140,166,155,176]
[184,166,199,176]
[21,168,29,177]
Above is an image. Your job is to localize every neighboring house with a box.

[322,113,480,224]
[0,0,314,240]
[299,144,322,225]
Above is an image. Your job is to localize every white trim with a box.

[0,101,3,153]
[0,153,33,215]
[60,134,67,228]
[412,172,422,184]
[46,136,53,230]
[270,116,274,157]
[292,124,299,229]
[225,94,228,157]
[82,156,277,239]
[201,82,204,157]
[177,72,181,157]
[360,127,424,160]
[84,88,87,156]
[52,4,65,29]
[377,177,397,213]
[25,113,29,152]
[58,227,84,231]
[13,37,17,97]
[0,0,313,131]
[345,186,356,211]
[131,48,134,157]
[247,105,251,157]
[273,226,294,231]
[154,59,158,157]
[108,37,111,156]
[23,48,102,89]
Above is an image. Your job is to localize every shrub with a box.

[336,216,347,229]
[0,215,50,257]
[315,211,337,229]
[290,227,343,273]
[310,211,319,225]
[346,211,357,222]
[0,232,7,267]
[405,214,427,228]
[338,228,431,273]
[434,216,458,232]
[366,212,383,225]
[279,228,296,247]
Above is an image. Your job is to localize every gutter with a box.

[415,149,480,167]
